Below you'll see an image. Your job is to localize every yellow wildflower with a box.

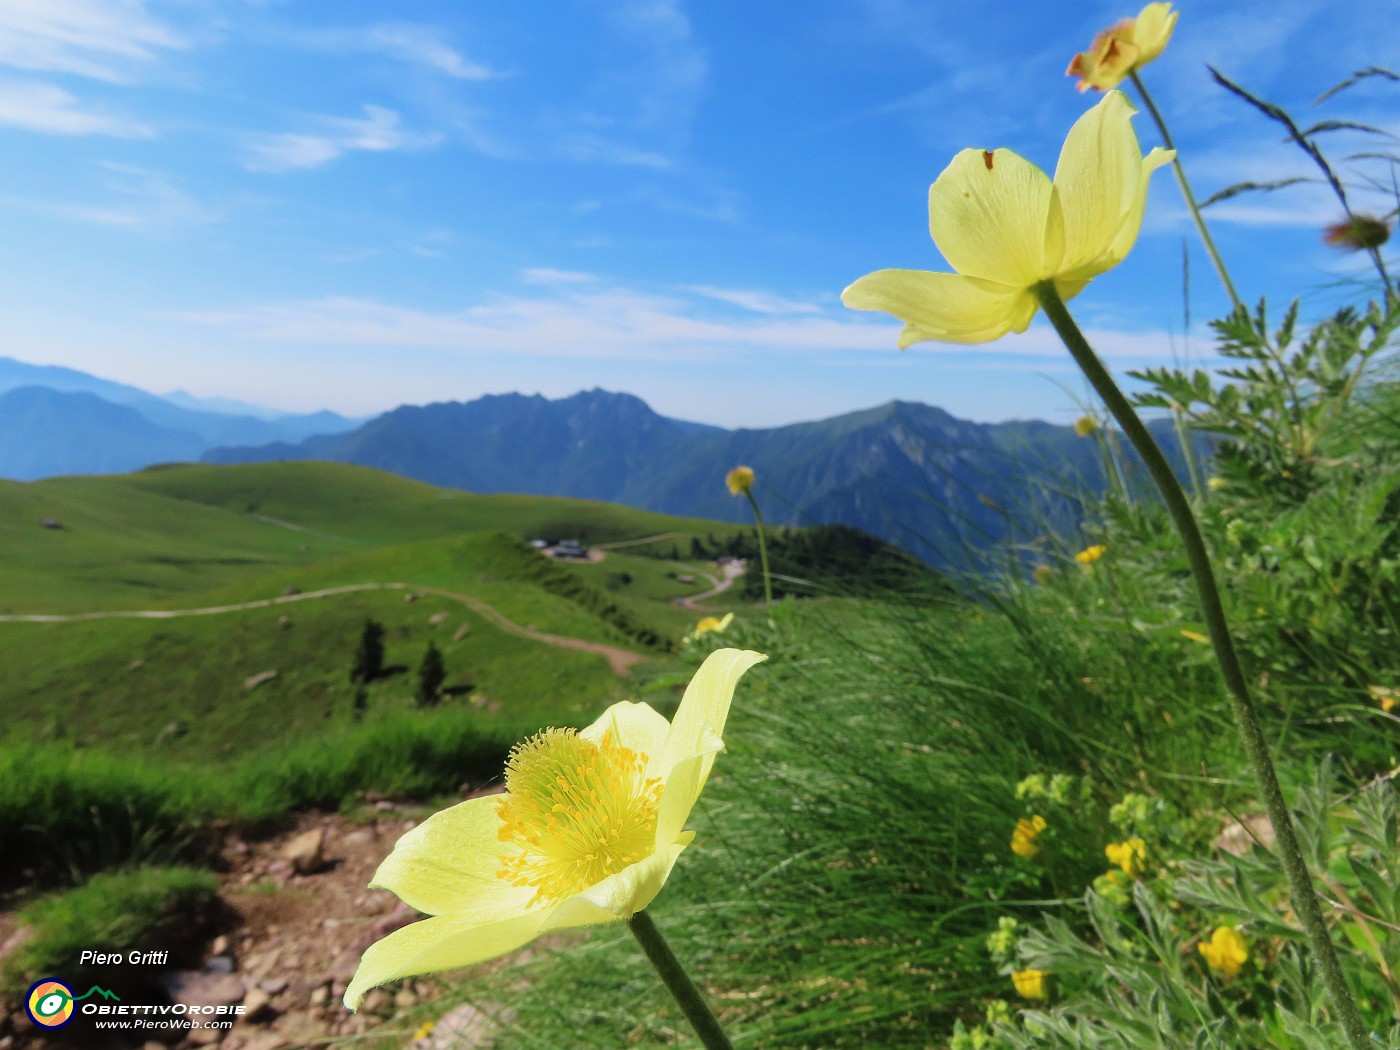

[1179,629,1208,644]
[1104,837,1146,878]
[1073,415,1097,437]
[842,91,1172,346]
[1206,476,1226,491]
[726,466,755,496]
[412,1019,436,1041]
[1075,544,1107,566]
[1367,685,1397,713]
[1066,3,1178,93]
[1032,565,1052,585]
[1011,968,1048,1000]
[1322,214,1391,252]
[1011,815,1047,858]
[686,612,734,643]
[1198,926,1248,977]
[343,648,767,1010]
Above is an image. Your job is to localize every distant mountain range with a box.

[0,357,359,480]
[1,358,1201,565]
[206,389,1201,566]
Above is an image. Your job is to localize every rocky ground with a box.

[1,799,516,1050]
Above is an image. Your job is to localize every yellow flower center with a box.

[495,727,663,907]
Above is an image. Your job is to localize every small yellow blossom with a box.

[1075,544,1107,566]
[413,1019,436,1041]
[686,612,734,643]
[342,649,767,1010]
[1066,3,1178,92]
[1198,926,1248,977]
[1206,476,1226,491]
[1179,629,1208,644]
[1011,815,1047,858]
[1032,565,1052,585]
[842,91,1172,346]
[1368,685,1397,713]
[1104,837,1146,877]
[1073,415,1097,437]
[726,466,755,496]
[1011,968,1048,1000]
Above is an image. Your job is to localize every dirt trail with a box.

[676,560,746,609]
[0,582,646,675]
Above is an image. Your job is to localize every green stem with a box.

[1130,72,1243,313]
[628,910,735,1050]
[1032,281,1374,1050]
[745,491,773,607]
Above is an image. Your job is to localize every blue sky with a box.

[0,0,1394,428]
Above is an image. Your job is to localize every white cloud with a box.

[522,268,596,285]
[244,104,441,172]
[0,79,150,135]
[2,163,215,229]
[0,0,183,81]
[302,22,499,80]
[159,281,1181,365]
[685,285,822,315]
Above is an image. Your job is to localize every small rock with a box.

[374,800,395,812]
[129,659,145,671]
[161,971,246,1008]
[308,985,329,1008]
[1214,812,1274,856]
[341,828,375,849]
[360,989,391,1015]
[426,1003,517,1050]
[283,586,301,597]
[282,827,326,875]
[276,615,291,628]
[210,935,231,956]
[393,989,417,1010]
[231,1035,289,1050]
[259,977,288,996]
[453,623,471,641]
[242,987,276,1022]
[428,611,448,626]
[404,593,418,603]
[187,1023,224,1045]
[244,670,279,691]
[155,718,188,744]
[206,955,235,974]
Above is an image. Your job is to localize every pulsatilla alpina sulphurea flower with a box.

[842,91,1172,346]
[1066,3,1178,92]
[343,647,767,1010]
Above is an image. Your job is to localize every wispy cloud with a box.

[0,79,151,135]
[685,285,823,314]
[243,104,441,172]
[0,0,184,82]
[160,280,1180,365]
[522,268,596,284]
[3,163,215,229]
[300,22,499,80]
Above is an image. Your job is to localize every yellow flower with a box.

[1104,837,1146,877]
[1073,415,1097,437]
[412,1019,436,1041]
[1179,629,1208,644]
[1011,968,1048,1000]
[686,612,734,643]
[1066,3,1178,92]
[342,648,767,1010]
[1198,926,1248,977]
[1206,476,1226,491]
[1032,565,1053,585]
[1075,544,1107,566]
[842,91,1173,346]
[726,466,755,496]
[1010,815,1047,858]
[1367,685,1397,713]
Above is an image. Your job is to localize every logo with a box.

[24,979,120,1029]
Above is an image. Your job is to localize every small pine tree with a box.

[350,619,385,684]
[417,642,445,707]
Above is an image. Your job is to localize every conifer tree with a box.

[417,641,445,707]
[350,619,385,684]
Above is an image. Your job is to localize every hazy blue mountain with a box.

[0,356,360,449]
[0,357,362,474]
[0,387,206,480]
[207,388,1202,565]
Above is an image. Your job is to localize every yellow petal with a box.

[369,795,534,919]
[573,839,691,916]
[1132,2,1178,65]
[343,892,617,1011]
[1053,92,1163,280]
[929,147,1061,286]
[842,269,1038,346]
[580,699,672,779]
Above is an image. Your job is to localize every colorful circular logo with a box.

[25,978,76,1029]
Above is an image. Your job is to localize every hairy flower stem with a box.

[1033,281,1374,1050]
[745,491,774,606]
[628,910,735,1050]
[1130,73,1242,313]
